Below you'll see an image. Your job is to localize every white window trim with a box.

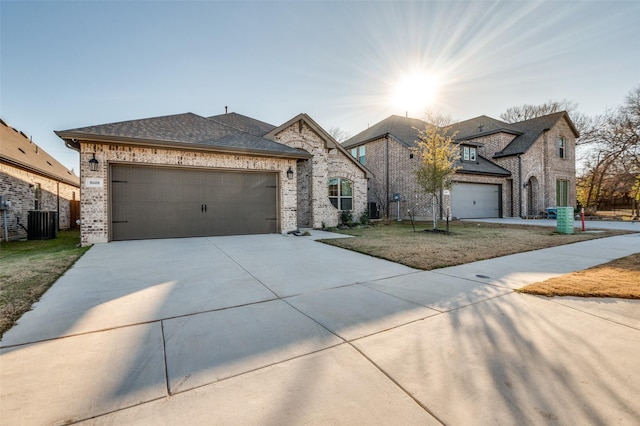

[462,146,476,161]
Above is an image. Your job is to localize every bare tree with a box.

[500,99,594,144]
[328,127,351,143]
[500,99,578,123]
[577,85,640,215]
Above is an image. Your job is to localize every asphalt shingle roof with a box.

[208,112,276,136]
[449,115,522,140]
[456,155,511,176]
[342,115,428,149]
[343,111,578,161]
[55,113,310,159]
[494,111,577,158]
[1,119,79,186]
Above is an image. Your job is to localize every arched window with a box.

[329,178,353,210]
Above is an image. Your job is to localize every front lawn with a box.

[321,221,629,270]
[518,253,640,299]
[0,230,89,338]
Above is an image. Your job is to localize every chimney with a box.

[225,106,228,114]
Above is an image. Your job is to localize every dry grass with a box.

[0,230,89,338]
[518,253,640,299]
[321,221,629,270]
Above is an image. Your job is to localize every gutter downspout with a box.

[518,154,523,217]
[385,133,390,220]
[57,181,60,231]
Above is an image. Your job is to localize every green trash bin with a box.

[556,207,574,234]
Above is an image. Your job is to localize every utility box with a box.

[556,207,574,234]
[368,202,380,219]
[27,211,58,240]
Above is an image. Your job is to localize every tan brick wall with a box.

[541,119,577,209]
[472,133,517,158]
[1,163,78,241]
[273,122,367,228]
[499,118,577,217]
[79,142,297,246]
[350,118,576,220]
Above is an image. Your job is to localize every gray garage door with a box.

[451,183,501,219]
[111,165,278,241]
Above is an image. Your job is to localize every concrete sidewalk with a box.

[1,232,639,425]
[470,216,640,231]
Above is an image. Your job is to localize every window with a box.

[556,180,569,206]
[350,146,366,165]
[462,146,476,161]
[34,183,41,210]
[358,145,366,165]
[558,136,566,159]
[329,178,353,210]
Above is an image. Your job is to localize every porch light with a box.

[286,166,294,180]
[88,153,99,172]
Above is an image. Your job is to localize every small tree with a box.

[413,113,460,230]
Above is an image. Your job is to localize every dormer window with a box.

[462,146,477,162]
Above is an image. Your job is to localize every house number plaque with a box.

[86,178,104,188]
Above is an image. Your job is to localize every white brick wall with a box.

[79,142,297,246]
[273,122,367,228]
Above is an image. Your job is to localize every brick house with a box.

[342,111,578,220]
[1,119,80,241]
[55,112,368,246]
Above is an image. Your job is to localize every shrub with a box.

[340,210,353,226]
[359,209,370,225]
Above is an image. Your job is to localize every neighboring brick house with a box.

[55,112,368,246]
[342,111,578,220]
[1,119,80,241]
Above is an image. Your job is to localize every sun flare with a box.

[391,72,440,114]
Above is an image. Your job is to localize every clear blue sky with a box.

[2,0,639,172]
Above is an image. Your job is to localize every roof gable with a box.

[494,111,579,158]
[56,113,311,160]
[0,119,79,186]
[265,113,371,178]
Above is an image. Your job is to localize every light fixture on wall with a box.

[286,166,294,180]
[88,153,99,172]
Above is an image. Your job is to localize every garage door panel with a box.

[111,165,278,241]
[451,183,501,219]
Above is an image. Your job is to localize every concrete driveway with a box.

[1,231,639,425]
